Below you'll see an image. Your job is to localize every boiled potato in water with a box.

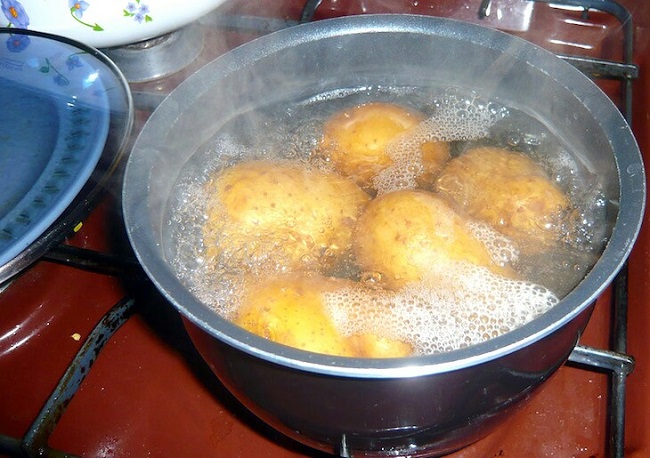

[233,275,356,357]
[232,275,412,358]
[435,146,571,249]
[347,332,413,359]
[319,102,450,192]
[353,189,512,290]
[203,159,370,275]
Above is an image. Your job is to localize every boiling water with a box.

[325,264,560,354]
[165,85,608,355]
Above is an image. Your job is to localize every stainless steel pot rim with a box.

[123,14,646,379]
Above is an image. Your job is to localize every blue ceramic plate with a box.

[0,31,111,267]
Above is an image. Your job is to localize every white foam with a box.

[466,220,519,266]
[373,92,507,194]
[323,262,557,355]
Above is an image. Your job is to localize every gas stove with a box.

[1,1,649,456]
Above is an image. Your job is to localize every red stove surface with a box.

[1,1,650,457]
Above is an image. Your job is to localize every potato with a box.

[435,146,570,248]
[353,189,511,290]
[319,102,450,192]
[233,275,357,357]
[232,275,413,358]
[347,333,413,358]
[203,159,370,275]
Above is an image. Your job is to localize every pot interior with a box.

[122,14,645,377]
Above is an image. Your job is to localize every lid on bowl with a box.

[0,28,133,284]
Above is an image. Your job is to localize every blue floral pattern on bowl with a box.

[1,0,30,28]
[0,0,224,48]
[69,0,104,31]
[124,0,152,24]
[2,0,155,40]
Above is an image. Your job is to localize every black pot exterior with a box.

[123,15,645,457]
[186,304,593,456]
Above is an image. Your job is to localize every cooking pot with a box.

[122,15,645,456]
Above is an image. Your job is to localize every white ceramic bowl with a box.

[2,0,227,48]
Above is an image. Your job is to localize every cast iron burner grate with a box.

[0,1,638,457]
